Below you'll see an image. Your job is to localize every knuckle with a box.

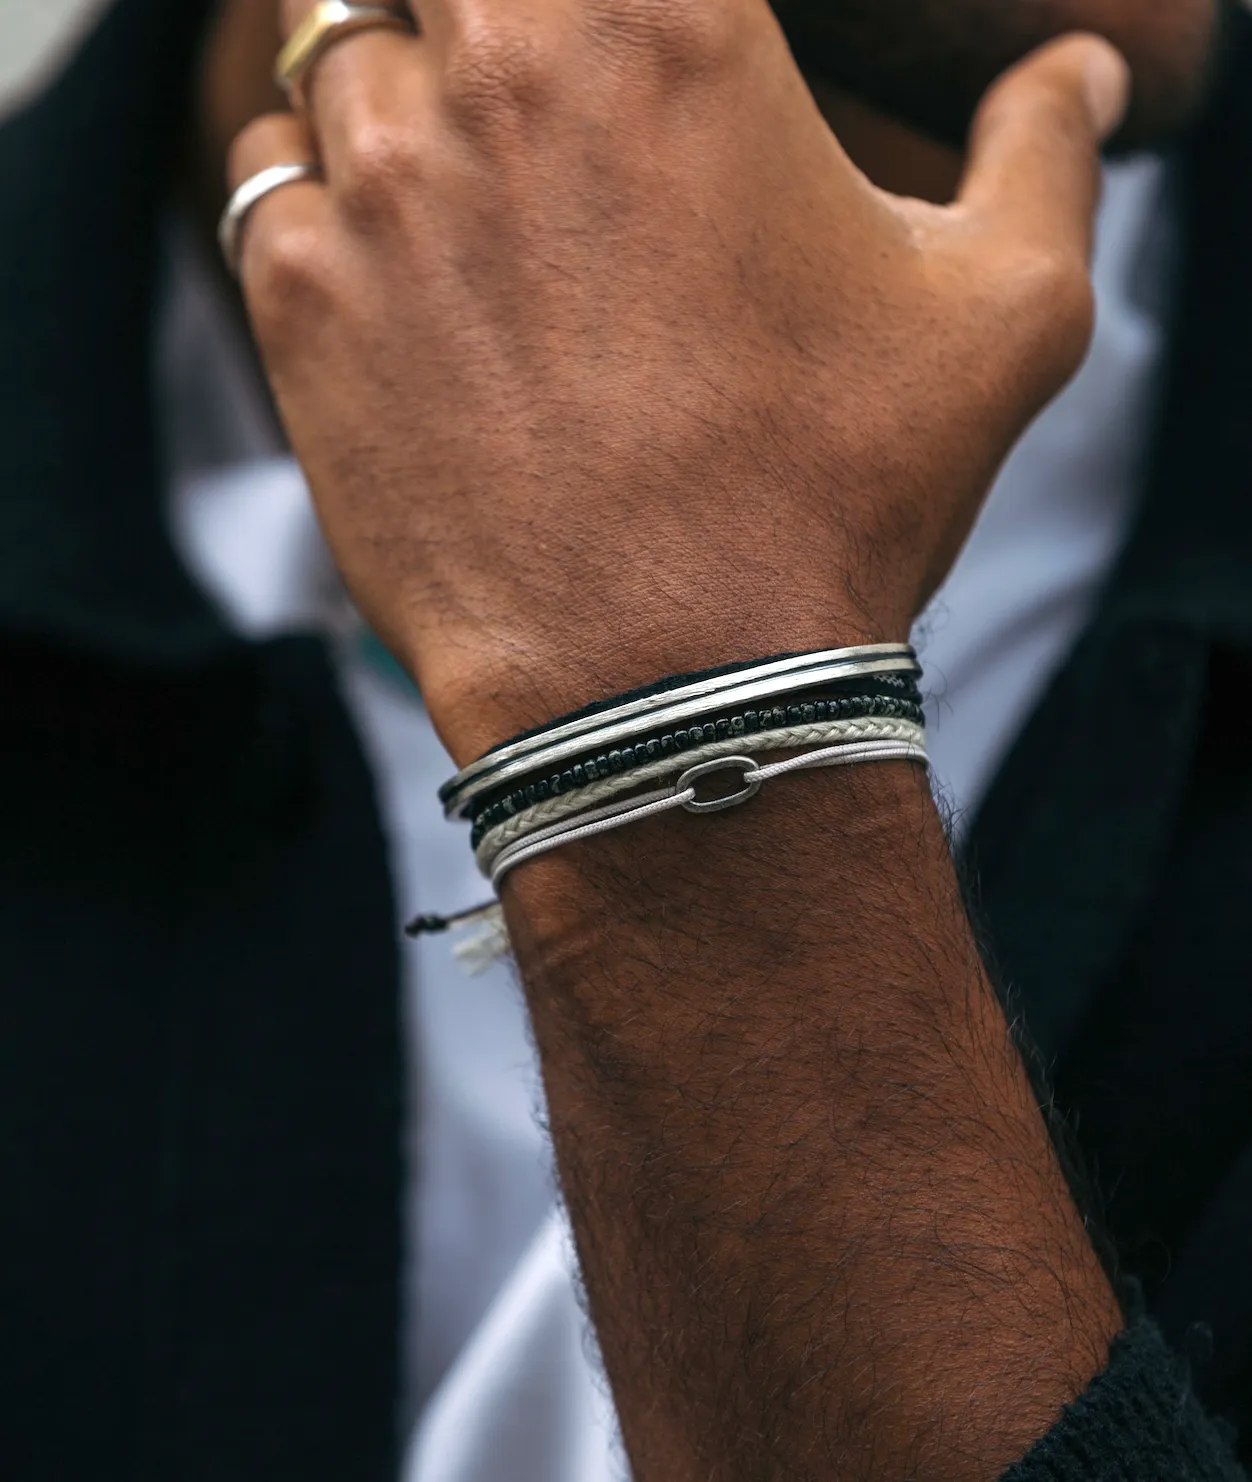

[996,246,1096,391]
[244,223,333,335]
[227,116,281,191]
[978,63,1091,155]
[592,0,744,79]
[225,132,253,194]
[1025,249,1094,349]
[1035,75,1097,153]
[443,16,559,128]
[1056,271,1097,357]
[338,119,423,224]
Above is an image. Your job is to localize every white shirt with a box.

[160,156,1172,1482]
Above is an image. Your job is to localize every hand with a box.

[229,0,1128,762]
[228,16,1133,1478]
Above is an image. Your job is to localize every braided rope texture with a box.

[475,716,926,870]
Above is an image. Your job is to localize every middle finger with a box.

[278,0,429,169]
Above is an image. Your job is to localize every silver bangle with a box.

[441,643,919,819]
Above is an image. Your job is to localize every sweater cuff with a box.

[1003,1319,1244,1482]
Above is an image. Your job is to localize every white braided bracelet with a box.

[481,729,929,888]
[474,715,925,875]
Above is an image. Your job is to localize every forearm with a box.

[219,6,1143,1475]
[506,755,1122,1482]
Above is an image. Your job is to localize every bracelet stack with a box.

[430,644,929,898]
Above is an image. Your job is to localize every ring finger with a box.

[226,111,331,284]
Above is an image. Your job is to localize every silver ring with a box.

[218,162,323,277]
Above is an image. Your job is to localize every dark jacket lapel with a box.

[964,5,1252,1065]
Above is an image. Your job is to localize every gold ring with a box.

[276,2,414,108]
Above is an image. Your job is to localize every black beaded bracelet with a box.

[468,688,924,849]
[467,676,921,830]
[440,644,921,817]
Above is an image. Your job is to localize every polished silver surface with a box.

[443,649,919,819]
[442,645,915,805]
[218,162,322,276]
[678,756,763,815]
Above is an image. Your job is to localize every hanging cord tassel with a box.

[404,900,512,975]
[405,900,496,936]
[451,904,510,974]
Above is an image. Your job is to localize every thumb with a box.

[958,33,1131,262]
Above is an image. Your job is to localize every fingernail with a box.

[1083,40,1132,140]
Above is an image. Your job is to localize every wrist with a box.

[411,594,907,768]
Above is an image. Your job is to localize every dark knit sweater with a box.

[1006,1323,1244,1482]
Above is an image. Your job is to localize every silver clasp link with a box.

[678,756,763,815]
